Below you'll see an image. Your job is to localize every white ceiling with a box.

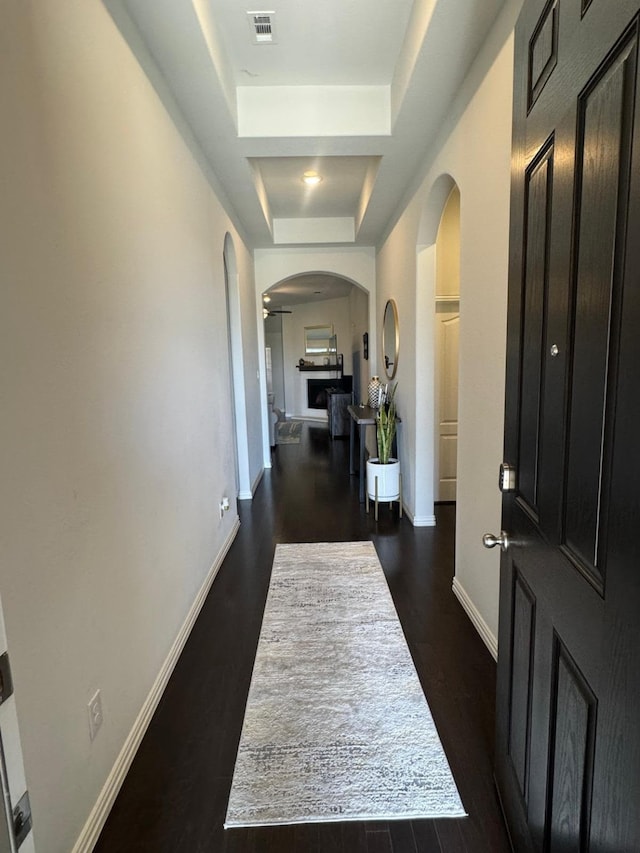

[264,273,355,309]
[218,0,415,87]
[104,0,507,304]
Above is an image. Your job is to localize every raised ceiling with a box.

[264,273,355,309]
[219,1,414,87]
[105,0,508,249]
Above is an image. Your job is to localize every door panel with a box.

[518,140,553,518]
[528,0,559,109]
[564,34,636,591]
[507,569,536,804]
[546,638,597,852]
[497,2,640,851]
[435,306,459,501]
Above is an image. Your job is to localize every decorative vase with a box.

[366,458,400,501]
[368,376,382,409]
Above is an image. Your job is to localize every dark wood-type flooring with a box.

[95,423,511,852]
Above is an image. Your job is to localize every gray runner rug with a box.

[224,541,465,828]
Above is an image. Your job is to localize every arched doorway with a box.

[434,186,460,501]
[261,273,369,423]
[414,173,460,524]
[223,234,251,499]
[253,250,377,467]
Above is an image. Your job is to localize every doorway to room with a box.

[434,186,460,502]
[415,173,462,525]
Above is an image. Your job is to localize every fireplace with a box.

[307,379,330,410]
[306,376,353,410]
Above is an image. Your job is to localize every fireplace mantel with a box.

[296,358,343,375]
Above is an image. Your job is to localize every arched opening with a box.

[254,252,376,467]
[223,233,252,499]
[414,174,460,525]
[260,272,370,452]
[434,186,460,501]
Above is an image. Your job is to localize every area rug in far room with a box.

[224,541,465,828]
[276,420,303,444]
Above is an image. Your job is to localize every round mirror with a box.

[382,299,399,379]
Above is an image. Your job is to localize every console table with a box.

[347,405,400,504]
[348,405,375,502]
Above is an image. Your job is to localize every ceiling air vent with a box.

[247,11,277,44]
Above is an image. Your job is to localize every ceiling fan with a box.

[263,307,292,318]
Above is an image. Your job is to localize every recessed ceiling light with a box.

[263,295,271,303]
[302,170,322,186]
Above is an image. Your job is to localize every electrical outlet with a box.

[219,497,230,519]
[87,689,103,741]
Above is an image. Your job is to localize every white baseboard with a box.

[250,467,264,496]
[240,465,265,499]
[452,577,498,660]
[411,514,437,527]
[71,518,240,853]
[402,504,437,527]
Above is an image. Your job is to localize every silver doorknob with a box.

[483,531,510,551]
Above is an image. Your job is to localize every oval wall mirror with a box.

[382,299,399,380]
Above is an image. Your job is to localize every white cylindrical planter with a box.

[366,458,400,500]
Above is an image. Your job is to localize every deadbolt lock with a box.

[499,463,517,493]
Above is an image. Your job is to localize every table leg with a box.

[359,423,366,503]
[349,415,356,475]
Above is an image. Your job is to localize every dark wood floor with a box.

[95,423,512,852]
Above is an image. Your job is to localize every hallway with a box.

[95,424,511,852]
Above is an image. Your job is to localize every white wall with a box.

[349,285,370,403]
[376,0,520,648]
[281,297,352,418]
[0,1,259,850]
[436,187,461,298]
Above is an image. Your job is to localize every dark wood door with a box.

[496,1,640,850]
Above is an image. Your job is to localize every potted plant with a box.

[366,383,401,512]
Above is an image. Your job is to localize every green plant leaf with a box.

[375,383,397,464]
